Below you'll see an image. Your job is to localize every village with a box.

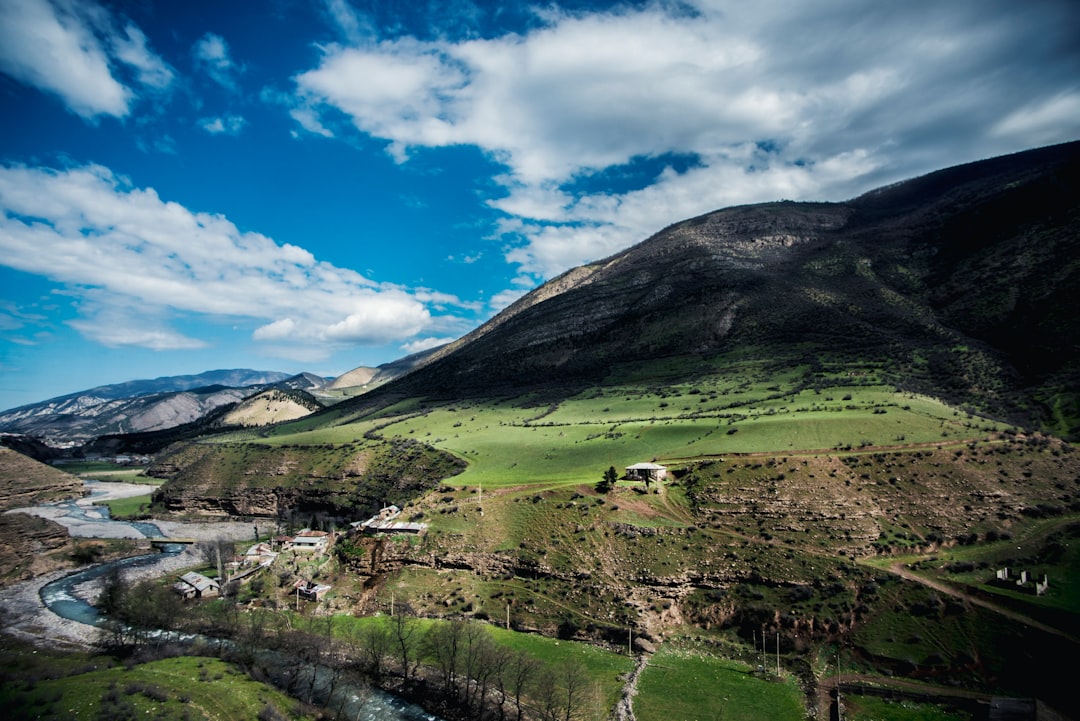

[170,503,430,604]
[168,462,669,607]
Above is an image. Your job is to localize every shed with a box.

[626,462,668,484]
[173,571,220,599]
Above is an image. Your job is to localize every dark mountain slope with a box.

[356,141,1080,435]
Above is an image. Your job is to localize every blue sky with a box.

[1,0,1078,411]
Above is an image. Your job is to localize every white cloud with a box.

[293,0,1080,283]
[193,32,241,91]
[113,23,174,90]
[402,336,453,354]
[0,0,172,119]
[0,163,467,355]
[199,114,247,135]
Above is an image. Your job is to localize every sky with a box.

[1,0,1078,412]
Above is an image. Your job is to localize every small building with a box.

[172,571,220,599]
[244,543,278,566]
[626,462,668,484]
[291,530,331,554]
[351,505,427,535]
[293,578,332,601]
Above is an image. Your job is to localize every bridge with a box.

[147,536,197,547]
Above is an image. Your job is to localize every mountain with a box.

[218,387,325,428]
[354,141,1080,438]
[0,369,297,446]
[146,143,1080,712]
[324,346,445,392]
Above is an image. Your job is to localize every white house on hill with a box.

[626,462,668,484]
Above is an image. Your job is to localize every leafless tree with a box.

[390,602,420,680]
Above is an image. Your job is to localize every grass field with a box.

[257,377,1005,492]
[634,644,806,721]
[94,492,154,519]
[843,695,972,721]
[0,653,308,721]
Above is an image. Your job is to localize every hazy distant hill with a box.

[0,369,297,446]
[360,141,1080,438]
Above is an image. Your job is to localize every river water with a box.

[33,481,442,721]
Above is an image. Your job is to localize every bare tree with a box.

[196,538,236,581]
[424,619,465,695]
[390,602,420,681]
[500,649,539,721]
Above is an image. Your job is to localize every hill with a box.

[355,141,1080,439]
[0,446,82,510]
[128,143,1080,716]
[218,388,324,428]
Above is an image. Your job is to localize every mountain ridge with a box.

[342,140,1080,437]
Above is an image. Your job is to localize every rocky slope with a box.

[0,369,300,446]
[354,141,1080,438]
[218,388,324,428]
[149,437,465,519]
[0,447,82,510]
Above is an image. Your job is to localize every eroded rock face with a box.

[149,438,466,520]
[0,512,70,582]
[0,447,82,511]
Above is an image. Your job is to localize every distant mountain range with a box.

[0,358,433,447]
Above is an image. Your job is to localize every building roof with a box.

[626,462,667,470]
[178,571,218,593]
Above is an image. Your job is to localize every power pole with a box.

[776,631,780,676]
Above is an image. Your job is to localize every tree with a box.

[390,602,420,680]
[597,465,619,493]
[196,538,236,581]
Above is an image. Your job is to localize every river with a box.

[12,480,443,721]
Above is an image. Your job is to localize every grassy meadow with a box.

[254,361,1006,493]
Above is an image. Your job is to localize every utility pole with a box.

[506,602,510,631]
[776,632,780,676]
[478,480,483,516]
[761,625,766,671]
[836,651,842,721]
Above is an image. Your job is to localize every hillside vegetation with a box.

[107,143,1080,718]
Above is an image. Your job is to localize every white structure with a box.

[290,530,331,553]
[626,462,668,484]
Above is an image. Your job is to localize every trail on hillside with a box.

[882,562,1077,643]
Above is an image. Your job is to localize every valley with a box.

[2,142,1080,721]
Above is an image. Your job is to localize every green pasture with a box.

[257,381,1004,492]
[0,655,307,721]
[634,645,806,721]
[329,613,632,718]
[94,493,153,519]
[843,695,971,721]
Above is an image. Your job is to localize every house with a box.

[290,529,331,553]
[172,571,220,599]
[244,542,278,566]
[293,578,332,601]
[626,462,668,484]
[351,505,427,535]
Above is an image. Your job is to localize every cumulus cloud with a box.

[0,0,172,119]
[0,163,464,357]
[292,0,1080,281]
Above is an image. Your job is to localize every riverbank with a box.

[1,479,262,651]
